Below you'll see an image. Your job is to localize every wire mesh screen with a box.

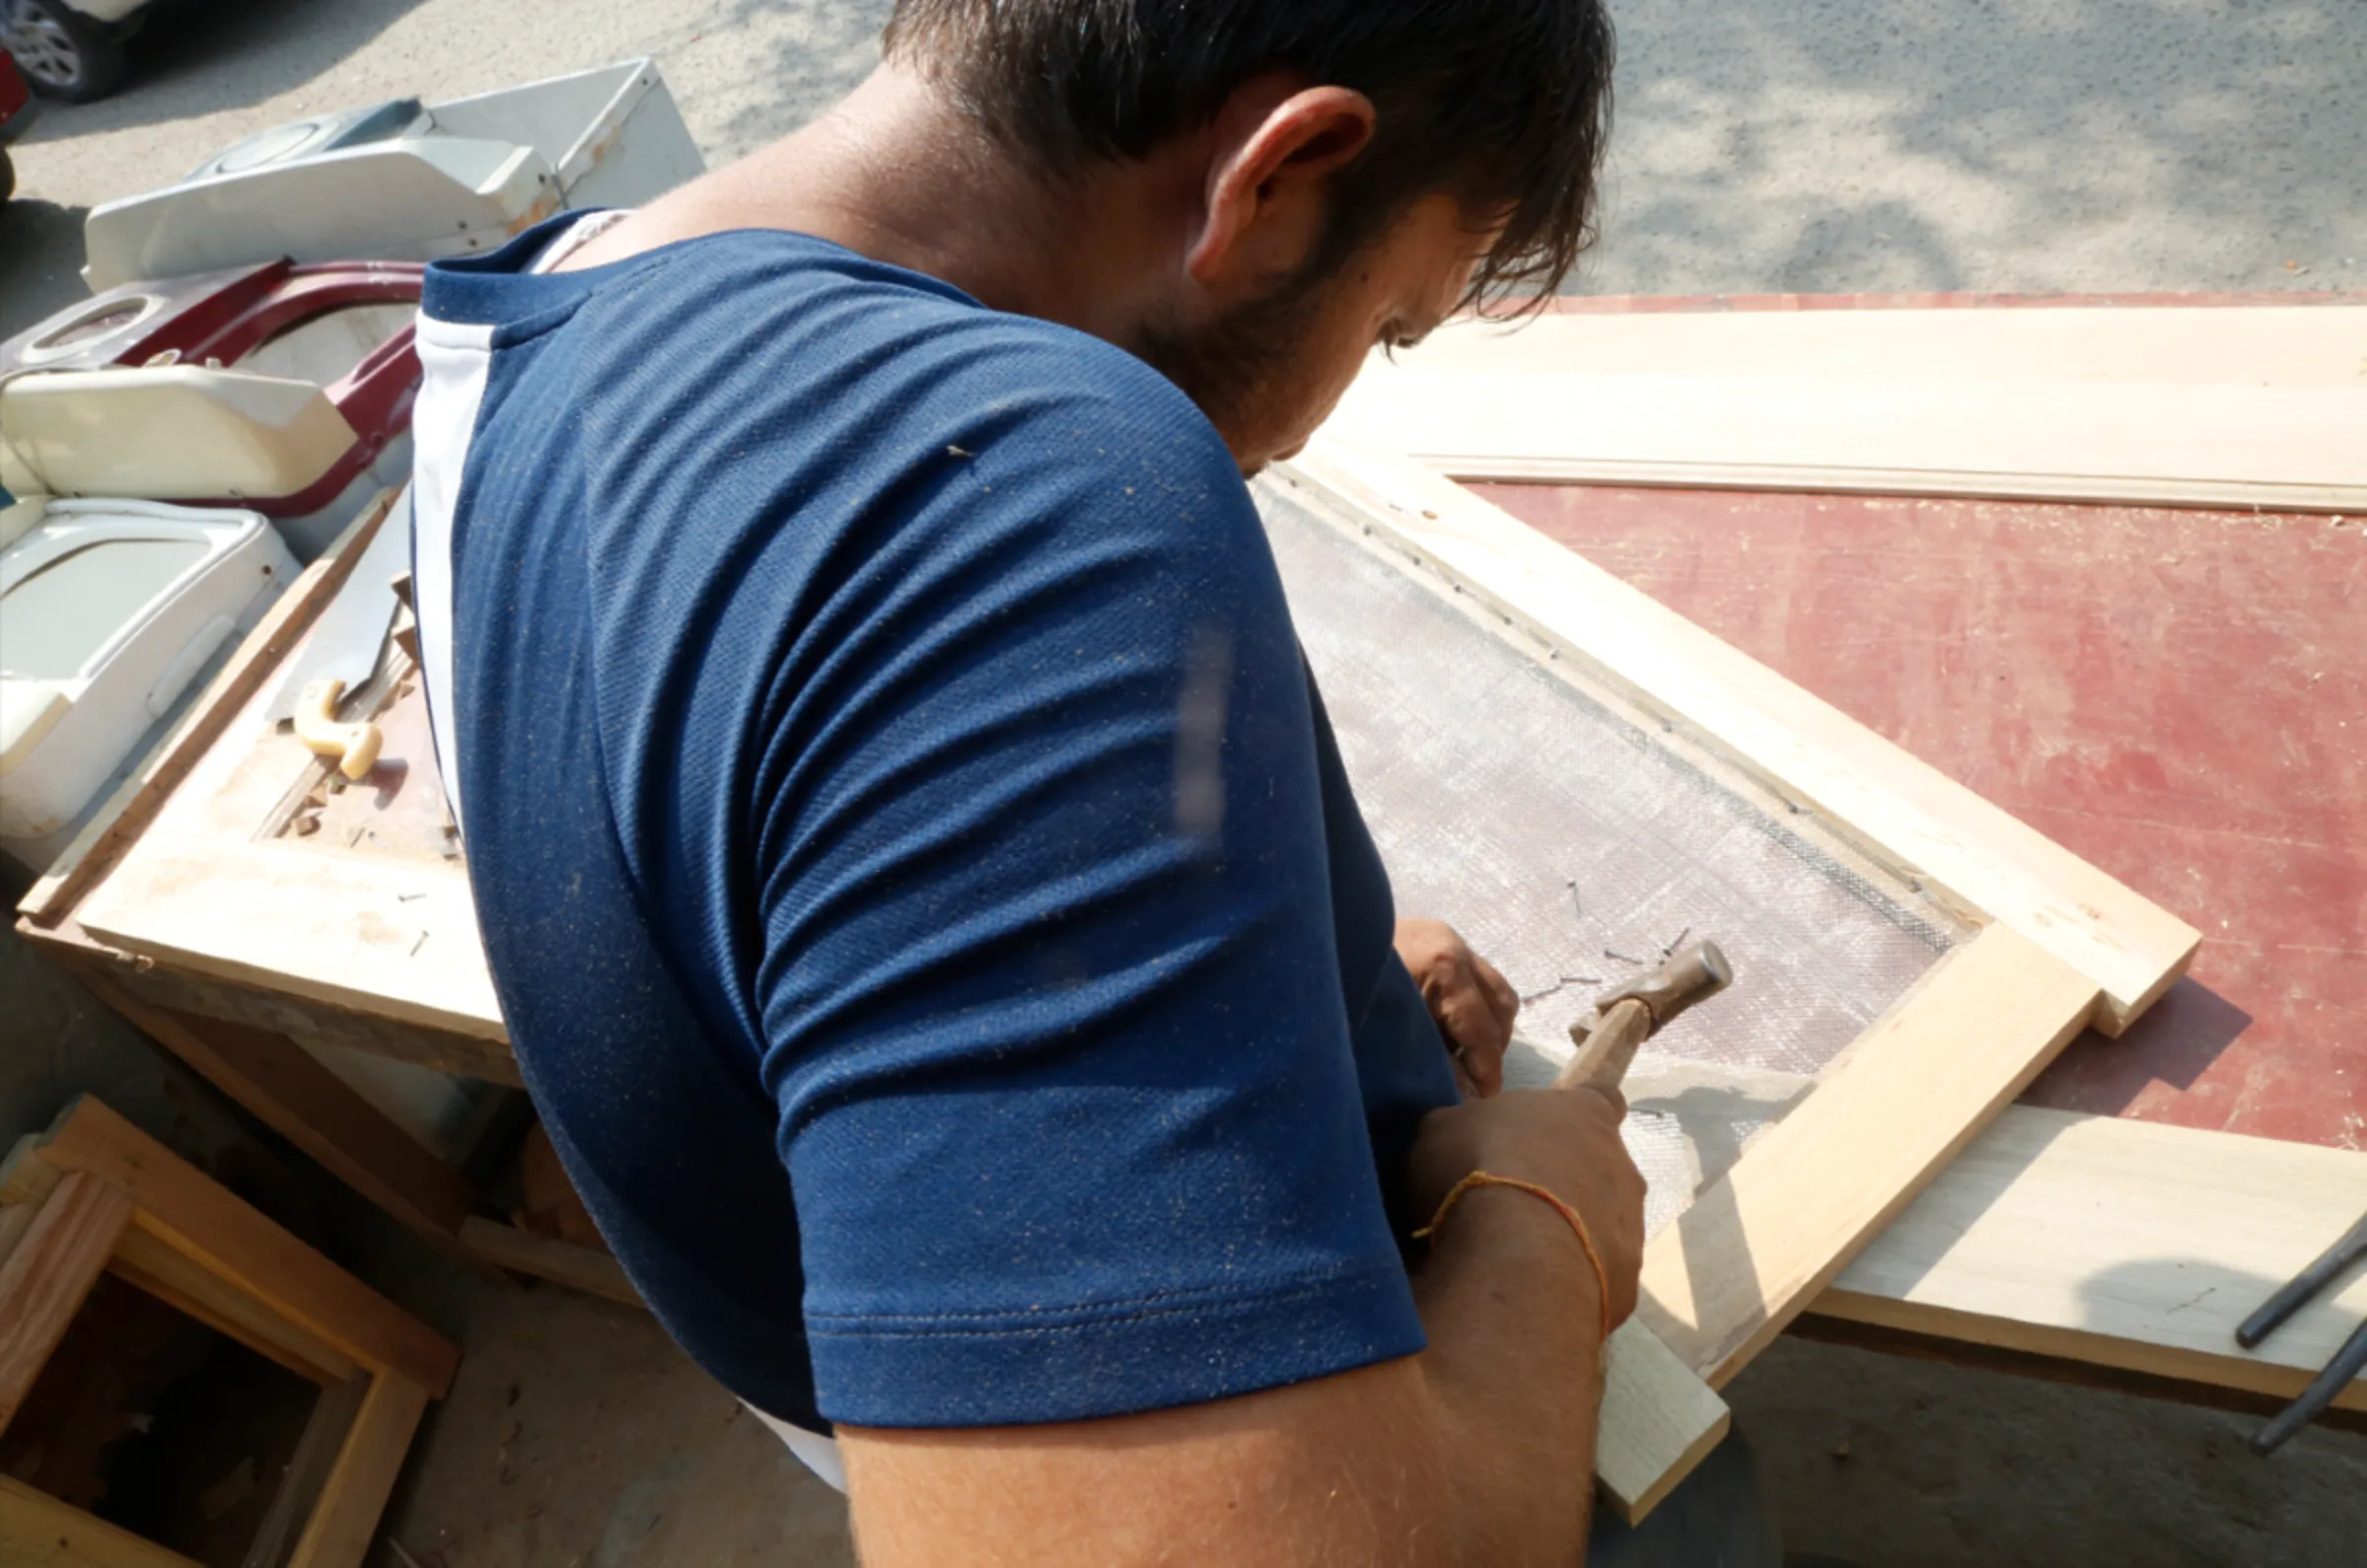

[1256,478,1972,1238]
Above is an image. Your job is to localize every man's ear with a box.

[1187,86,1377,290]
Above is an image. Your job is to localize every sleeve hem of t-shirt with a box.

[804,1260,1427,1428]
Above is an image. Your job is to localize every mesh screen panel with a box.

[1257,479,1971,1237]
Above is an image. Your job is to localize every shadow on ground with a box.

[1570,0,2366,295]
[18,0,430,147]
[691,0,890,162]
[0,197,93,340]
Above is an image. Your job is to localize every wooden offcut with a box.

[80,980,474,1246]
[1595,1320,1732,1523]
[460,1215,643,1309]
[1819,1105,2367,1412]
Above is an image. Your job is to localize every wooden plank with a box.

[245,1378,369,1568]
[18,488,402,929]
[70,842,503,1044]
[1595,1319,1731,1525]
[108,1224,360,1388]
[0,1202,36,1272]
[0,1475,204,1568]
[1270,442,2199,1032]
[1327,306,2367,512]
[0,1134,62,1207]
[285,1374,431,1568]
[1819,1105,2367,1412]
[0,1171,134,1431]
[28,924,522,1086]
[1638,925,2098,1385]
[31,1099,460,1398]
[460,1216,642,1309]
[1411,302,2367,384]
[78,978,475,1245]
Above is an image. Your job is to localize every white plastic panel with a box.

[0,366,359,502]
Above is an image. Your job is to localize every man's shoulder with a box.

[531,234,1256,572]
[574,232,1216,458]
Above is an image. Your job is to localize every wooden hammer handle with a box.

[1552,998,1654,1093]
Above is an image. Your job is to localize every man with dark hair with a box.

[409,2,1772,1559]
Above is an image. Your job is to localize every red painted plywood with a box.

[1471,482,2367,1152]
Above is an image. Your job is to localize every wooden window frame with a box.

[0,1098,458,1568]
[1250,439,2197,1516]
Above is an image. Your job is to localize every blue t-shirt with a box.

[412,218,1459,1433]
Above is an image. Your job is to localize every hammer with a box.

[1552,940,1735,1093]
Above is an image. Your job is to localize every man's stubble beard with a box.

[1128,261,1335,477]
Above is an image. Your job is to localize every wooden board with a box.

[1328,306,2367,512]
[1272,440,2199,1032]
[48,548,500,1043]
[14,428,2224,1520]
[460,1216,642,1309]
[42,928,522,1088]
[0,1475,204,1568]
[1819,1105,2367,1412]
[1596,1320,1733,1523]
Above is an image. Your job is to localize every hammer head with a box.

[1568,939,1734,1050]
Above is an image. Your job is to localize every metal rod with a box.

[2252,1315,2367,1456]
[2237,1210,2367,1349]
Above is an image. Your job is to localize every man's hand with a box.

[1405,1081,1647,1330]
[1395,917,1519,1100]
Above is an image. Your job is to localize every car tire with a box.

[1,0,127,104]
[0,147,13,203]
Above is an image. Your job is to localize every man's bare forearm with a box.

[1408,1179,1609,1559]
[844,1083,1642,1565]
[842,1188,1611,1566]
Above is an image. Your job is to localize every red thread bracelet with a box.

[1414,1171,1615,1343]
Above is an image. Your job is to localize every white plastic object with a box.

[0,365,359,502]
[81,59,705,290]
[291,677,384,781]
[0,500,295,844]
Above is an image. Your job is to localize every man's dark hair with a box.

[884,1,1615,312]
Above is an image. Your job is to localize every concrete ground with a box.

[4,2,2364,1565]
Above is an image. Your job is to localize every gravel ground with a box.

[5,0,2361,340]
[3,3,2361,1565]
